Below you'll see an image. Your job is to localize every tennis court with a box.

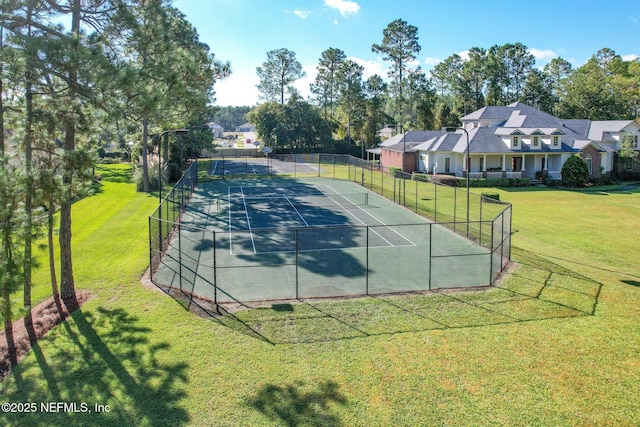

[208,156,319,177]
[151,176,499,304]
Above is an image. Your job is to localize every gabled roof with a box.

[587,120,640,142]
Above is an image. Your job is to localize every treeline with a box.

[249,19,640,152]
[0,1,226,337]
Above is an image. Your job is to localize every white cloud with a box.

[422,57,442,71]
[213,71,260,107]
[324,0,360,16]
[530,48,558,62]
[293,9,311,19]
[348,56,389,79]
[622,53,639,61]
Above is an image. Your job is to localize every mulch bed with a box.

[0,290,92,381]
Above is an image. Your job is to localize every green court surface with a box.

[152,177,502,303]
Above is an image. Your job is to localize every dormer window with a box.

[512,136,519,148]
[532,136,539,147]
[553,136,560,147]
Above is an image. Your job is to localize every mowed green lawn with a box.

[1,165,639,426]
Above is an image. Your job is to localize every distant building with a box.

[378,102,640,179]
[377,127,395,140]
[235,122,256,133]
[207,122,224,138]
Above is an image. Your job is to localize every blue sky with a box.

[173,0,640,107]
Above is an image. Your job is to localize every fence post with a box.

[149,217,153,281]
[295,229,299,299]
[434,183,437,222]
[213,230,218,312]
[428,223,432,290]
[453,187,457,233]
[490,217,495,285]
[178,224,183,291]
[479,196,484,246]
[415,178,418,213]
[366,226,369,295]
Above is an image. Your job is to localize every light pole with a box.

[446,126,470,236]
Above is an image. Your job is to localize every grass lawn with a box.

[1,165,639,426]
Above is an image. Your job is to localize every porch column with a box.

[483,154,487,171]
[544,154,548,170]
[501,154,506,171]
[521,154,526,171]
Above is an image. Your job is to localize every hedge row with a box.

[418,174,531,188]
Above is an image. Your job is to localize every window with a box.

[479,157,484,171]
[635,135,638,148]
[512,136,519,148]
[532,136,539,147]
[585,155,593,175]
[553,136,559,147]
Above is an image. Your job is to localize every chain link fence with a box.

[151,154,512,305]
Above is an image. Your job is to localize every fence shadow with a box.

[202,246,601,344]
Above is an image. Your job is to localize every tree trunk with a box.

[60,0,81,302]
[142,118,150,191]
[59,120,75,300]
[23,75,34,314]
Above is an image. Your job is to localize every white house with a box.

[379,102,640,179]
[207,122,224,138]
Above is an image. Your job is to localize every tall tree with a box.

[310,47,346,120]
[256,48,305,105]
[523,69,555,113]
[372,19,421,125]
[335,59,364,144]
[463,47,487,110]
[543,57,573,115]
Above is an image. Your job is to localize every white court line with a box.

[240,186,257,254]
[210,160,218,176]
[282,194,309,226]
[314,186,397,247]
[319,184,416,247]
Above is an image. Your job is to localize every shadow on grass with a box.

[156,245,602,345]
[246,380,348,427]
[1,304,190,426]
[622,280,640,287]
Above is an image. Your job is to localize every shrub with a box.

[561,155,589,187]
[481,192,500,201]
[430,175,460,186]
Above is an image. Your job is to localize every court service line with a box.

[282,193,309,226]
[210,160,218,176]
[315,186,396,247]
[240,186,257,254]
[320,184,416,247]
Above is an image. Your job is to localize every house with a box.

[378,102,640,179]
[377,127,395,140]
[207,122,224,138]
[235,122,256,133]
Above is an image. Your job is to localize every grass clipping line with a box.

[0,290,92,381]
